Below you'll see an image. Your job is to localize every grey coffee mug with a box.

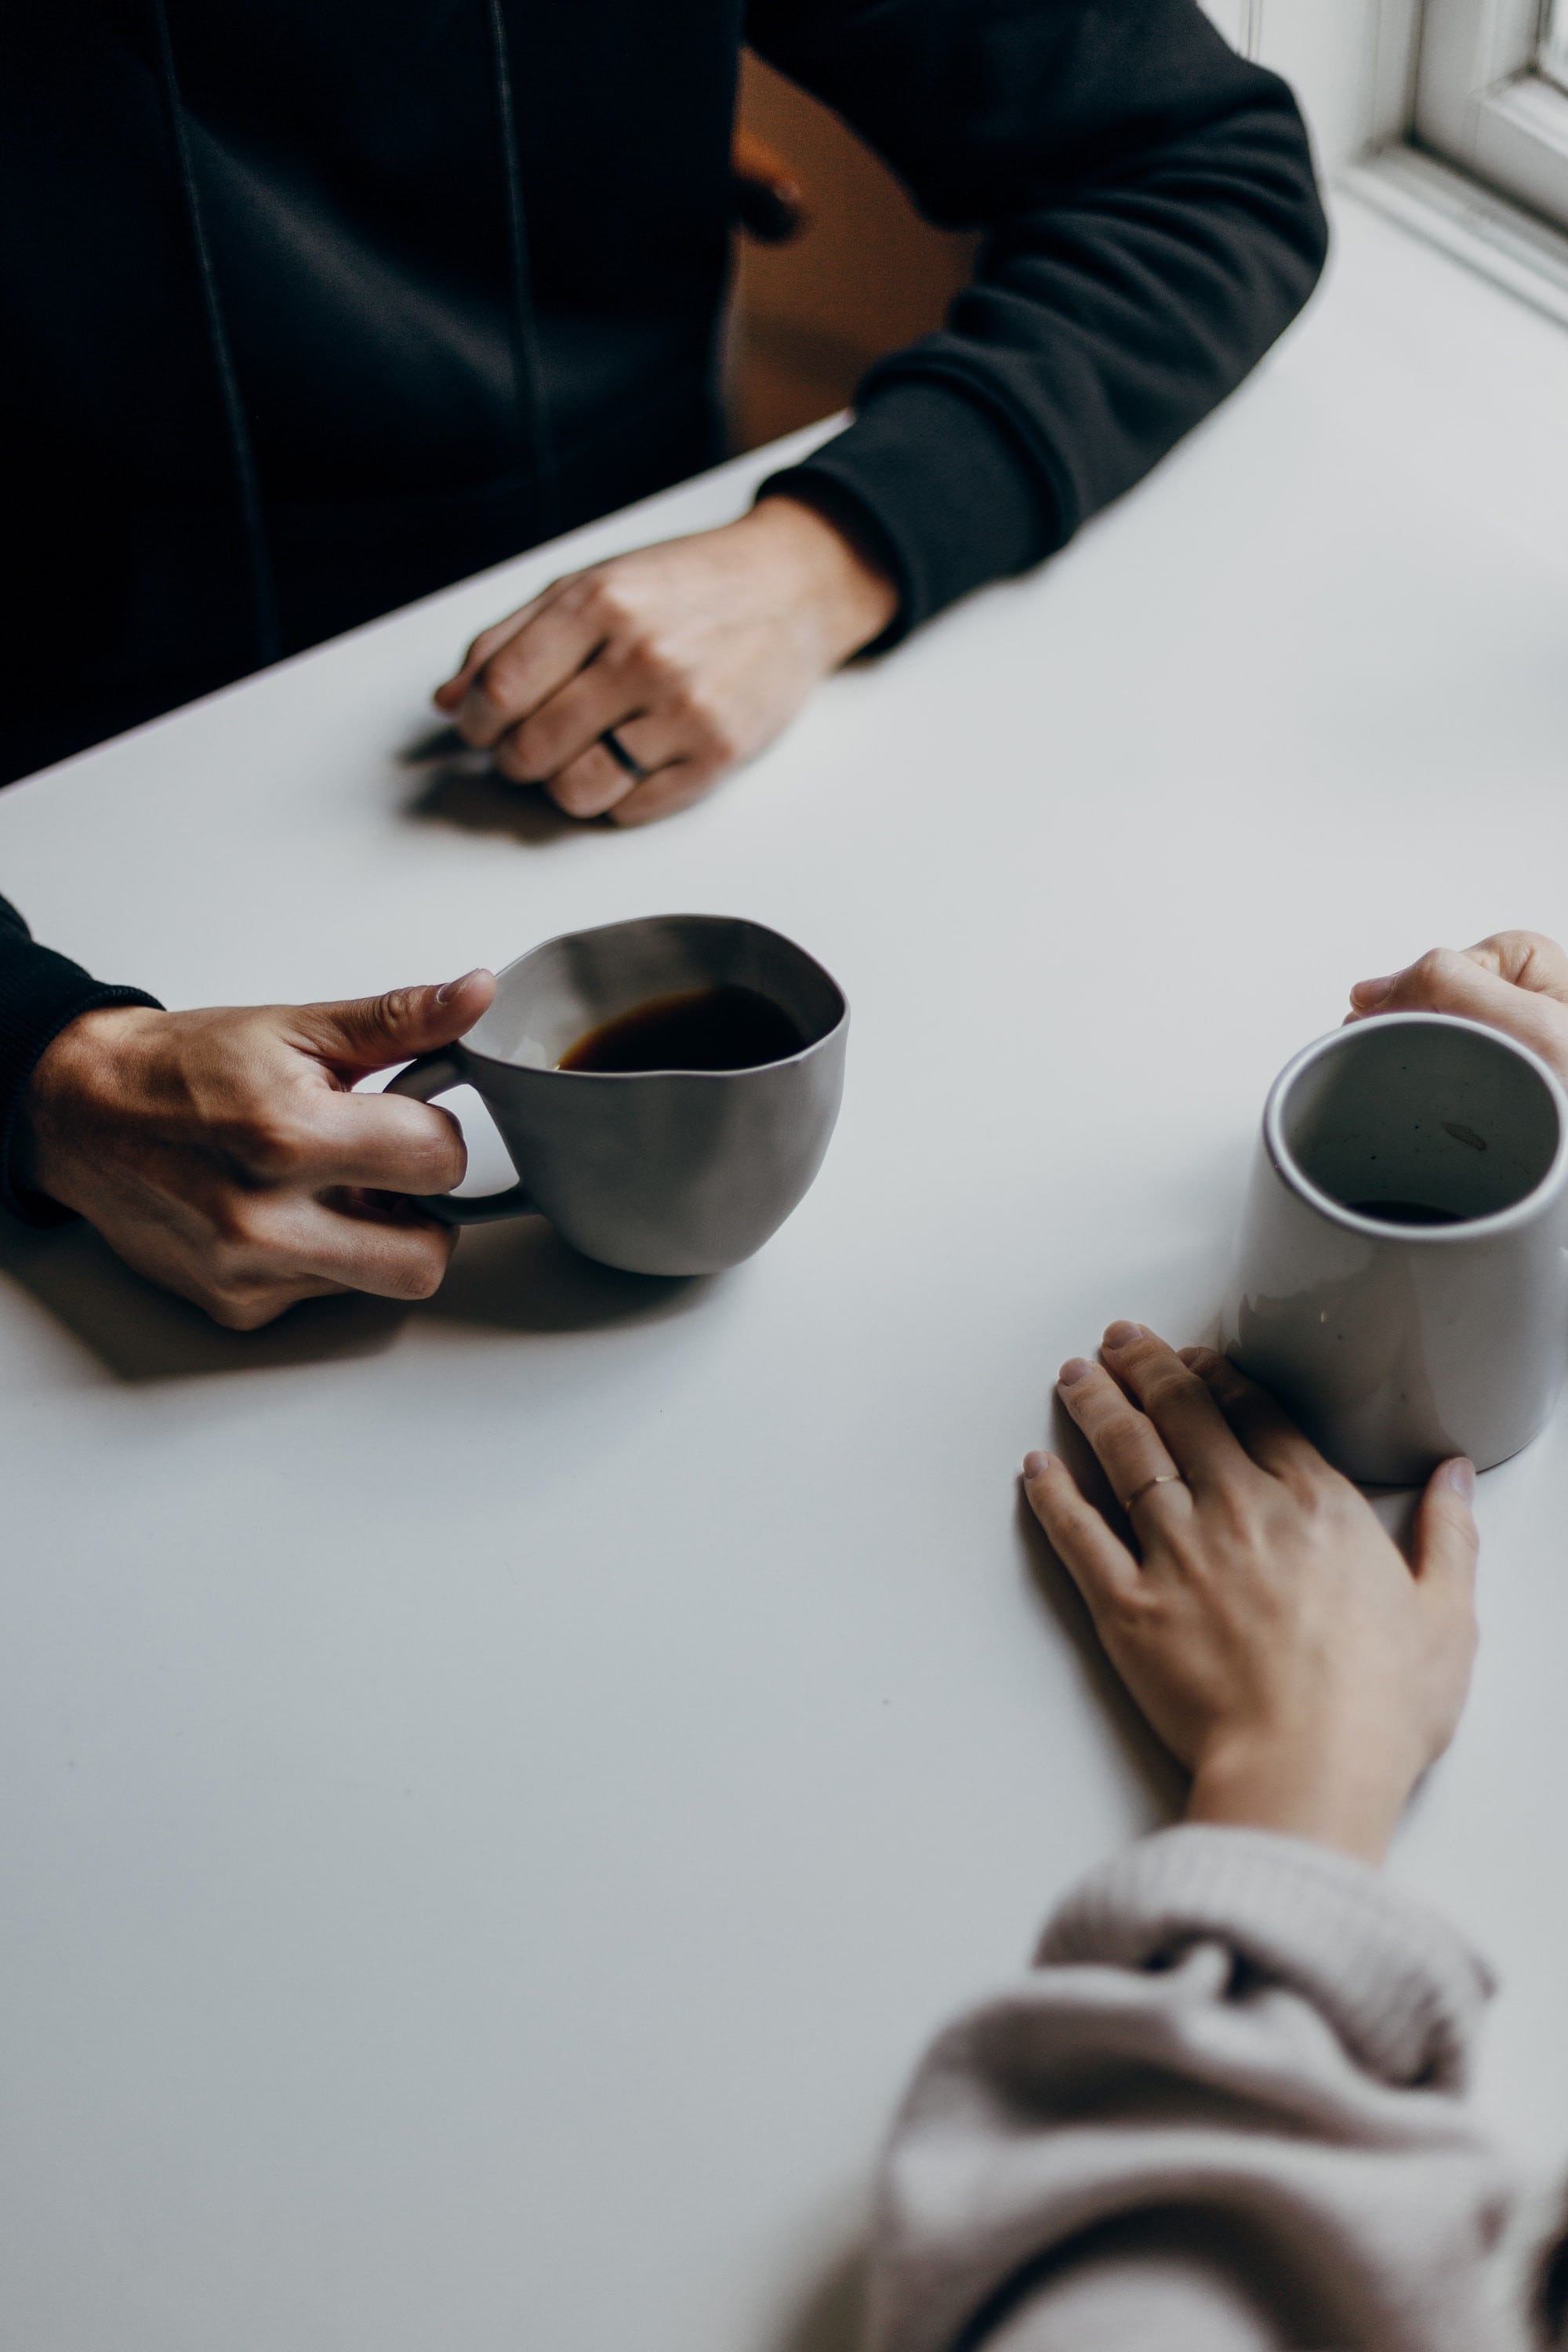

[1220,1012,1568,1484]
[385,914,848,1276]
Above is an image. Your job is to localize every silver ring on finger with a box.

[1121,1472,1184,1514]
[600,727,650,783]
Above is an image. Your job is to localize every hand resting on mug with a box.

[1349,929,1568,1083]
[12,970,496,1329]
[1024,1323,1479,1864]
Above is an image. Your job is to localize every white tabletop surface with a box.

[3,194,1568,2349]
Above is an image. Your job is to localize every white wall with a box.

[1200,0,1410,175]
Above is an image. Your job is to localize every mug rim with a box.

[460,912,848,1080]
[1262,1011,1568,1242]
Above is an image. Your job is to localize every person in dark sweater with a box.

[1,0,1325,1317]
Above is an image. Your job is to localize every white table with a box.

[2,196,1568,2349]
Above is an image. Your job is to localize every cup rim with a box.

[1261,1011,1568,1242]
[462,913,848,1079]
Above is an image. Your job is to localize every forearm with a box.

[752,0,1328,635]
[0,892,161,1222]
[869,1828,1512,2352]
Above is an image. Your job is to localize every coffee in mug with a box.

[558,985,808,1074]
[1220,1011,1568,1483]
[385,915,847,1276]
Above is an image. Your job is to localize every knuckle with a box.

[1410,946,1461,994]
[685,695,738,763]
[492,728,539,784]
[639,634,687,691]
[230,1112,310,1179]
[376,987,423,1034]
[550,763,616,818]
[208,1284,284,1331]
[390,1238,452,1301]
[207,1192,265,1250]
[464,657,506,713]
[463,623,505,670]
[1137,1356,1191,1410]
[1498,930,1563,989]
[592,576,644,633]
[1107,1581,1158,1632]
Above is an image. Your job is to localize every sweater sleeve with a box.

[0,892,162,1225]
[868,1827,1521,2352]
[748,0,1329,639]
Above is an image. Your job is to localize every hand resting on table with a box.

[1024,1323,1479,1864]
[13,970,495,1329]
[432,495,898,827]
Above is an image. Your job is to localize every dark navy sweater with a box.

[0,0,1325,1207]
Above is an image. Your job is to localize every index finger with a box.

[1098,1323,1261,1491]
[1178,1346,1335,1486]
[1345,946,1568,1065]
[456,593,603,750]
[433,580,561,706]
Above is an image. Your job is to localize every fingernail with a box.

[1058,1358,1094,1387]
[437,968,483,1004]
[1445,1457,1476,1499]
[1183,1345,1220,1371]
[1022,1450,1052,1479]
[1349,973,1396,1006]
[1103,1321,1145,1349]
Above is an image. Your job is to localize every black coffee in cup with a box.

[385,913,847,1272]
[558,984,807,1073]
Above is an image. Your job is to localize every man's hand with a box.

[13,970,496,1329]
[432,495,898,826]
[1348,931,1568,1087]
[1024,1324,1479,1864]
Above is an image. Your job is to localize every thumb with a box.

[296,968,496,1075]
[1412,1455,1479,1609]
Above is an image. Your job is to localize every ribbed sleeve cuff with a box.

[1040,1825,1494,2092]
[0,939,161,1225]
[758,375,1060,647]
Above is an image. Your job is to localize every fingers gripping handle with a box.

[385,1050,535,1225]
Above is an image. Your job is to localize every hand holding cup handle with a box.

[382,916,848,1274]
[385,1047,535,1224]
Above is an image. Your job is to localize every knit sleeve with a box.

[749,0,1327,640]
[867,1827,1516,2352]
[0,892,162,1224]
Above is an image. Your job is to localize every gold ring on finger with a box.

[1121,1472,1184,1513]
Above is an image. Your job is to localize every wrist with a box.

[745,492,899,664]
[1185,1732,1421,1867]
[14,1004,159,1208]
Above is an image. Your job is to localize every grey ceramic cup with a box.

[1219,1011,1568,1485]
[384,913,848,1276]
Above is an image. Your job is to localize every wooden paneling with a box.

[729,9,1388,455]
[729,52,977,449]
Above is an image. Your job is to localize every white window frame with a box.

[1413,0,1568,230]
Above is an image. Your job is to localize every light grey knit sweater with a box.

[869,1826,1537,2352]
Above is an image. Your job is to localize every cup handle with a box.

[384,1049,536,1225]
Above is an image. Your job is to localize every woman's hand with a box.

[1348,931,1568,1086]
[1023,1323,1479,1863]
[431,495,898,826]
[13,971,495,1329]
